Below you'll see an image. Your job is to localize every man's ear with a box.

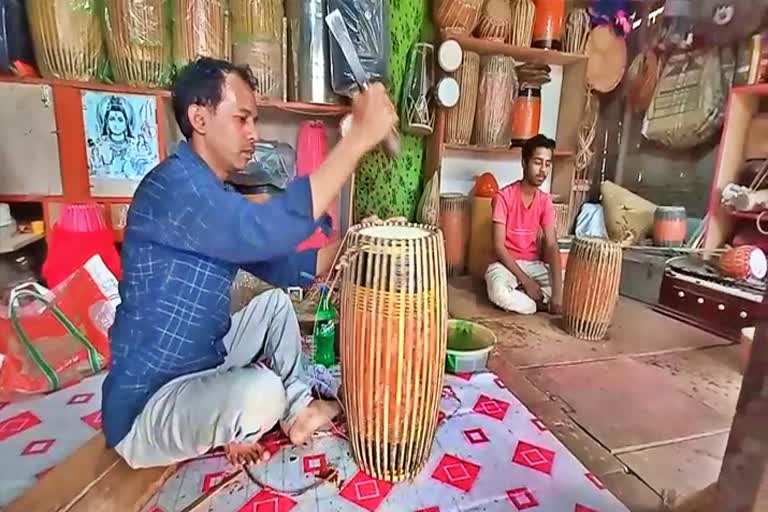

[187,104,208,135]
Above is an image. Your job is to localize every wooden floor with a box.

[448,276,749,512]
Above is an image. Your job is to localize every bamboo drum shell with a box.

[474,55,518,147]
[26,0,104,80]
[340,222,448,482]
[445,51,480,145]
[475,0,512,42]
[231,0,284,99]
[562,237,622,341]
[509,0,535,47]
[562,7,590,54]
[439,194,471,276]
[173,0,230,68]
[434,0,484,34]
[104,0,172,87]
[653,206,686,247]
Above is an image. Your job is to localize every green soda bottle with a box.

[312,284,336,367]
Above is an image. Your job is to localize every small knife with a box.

[325,9,401,158]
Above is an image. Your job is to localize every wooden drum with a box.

[445,50,480,145]
[340,221,448,482]
[653,206,686,247]
[439,193,471,276]
[562,237,622,341]
[474,55,518,147]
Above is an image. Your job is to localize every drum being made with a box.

[340,221,448,482]
[562,237,622,341]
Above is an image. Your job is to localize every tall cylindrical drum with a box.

[439,193,471,276]
[467,195,495,277]
[445,51,480,145]
[286,0,338,104]
[231,0,284,100]
[474,55,518,147]
[562,237,622,341]
[173,0,230,68]
[510,86,542,145]
[653,206,686,247]
[532,0,565,50]
[340,221,447,482]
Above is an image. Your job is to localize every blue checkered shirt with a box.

[102,141,327,448]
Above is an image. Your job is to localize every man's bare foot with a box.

[224,440,271,466]
[287,399,341,446]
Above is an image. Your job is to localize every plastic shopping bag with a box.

[0,255,119,400]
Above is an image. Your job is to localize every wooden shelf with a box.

[443,143,575,158]
[441,31,588,66]
[0,74,350,115]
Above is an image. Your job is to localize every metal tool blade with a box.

[325,9,370,91]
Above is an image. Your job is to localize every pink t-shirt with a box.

[491,181,555,261]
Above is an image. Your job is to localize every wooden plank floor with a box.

[450,276,742,511]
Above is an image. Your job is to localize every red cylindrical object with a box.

[653,206,687,248]
[510,87,542,146]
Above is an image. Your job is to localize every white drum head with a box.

[438,39,463,72]
[436,77,460,108]
[749,248,767,279]
[359,224,431,240]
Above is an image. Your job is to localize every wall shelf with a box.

[0,75,351,115]
[441,31,588,66]
[443,143,575,158]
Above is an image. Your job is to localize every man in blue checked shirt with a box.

[101,57,398,468]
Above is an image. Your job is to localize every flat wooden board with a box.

[635,346,744,418]
[524,359,732,452]
[618,433,728,501]
[600,471,665,512]
[6,433,175,512]
[478,297,730,368]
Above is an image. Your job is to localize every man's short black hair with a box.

[172,57,257,139]
[522,134,556,163]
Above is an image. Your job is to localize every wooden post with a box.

[715,319,768,511]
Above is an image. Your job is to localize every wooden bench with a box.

[6,433,176,512]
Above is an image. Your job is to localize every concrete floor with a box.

[447,276,749,512]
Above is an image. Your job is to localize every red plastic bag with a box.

[0,256,118,401]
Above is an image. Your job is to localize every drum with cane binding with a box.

[562,237,622,341]
[340,220,448,482]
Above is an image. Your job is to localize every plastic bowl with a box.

[446,319,497,374]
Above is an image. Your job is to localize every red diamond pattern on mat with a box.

[494,377,506,389]
[261,430,291,455]
[472,394,509,421]
[21,439,56,456]
[339,471,393,511]
[531,418,548,432]
[148,508,166,512]
[463,427,490,445]
[0,410,41,441]
[67,393,94,405]
[585,472,606,490]
[201,471,226,492]
[431,454,481,492]
[416,508,440,512]
[512,441,556,475]
[238,488,297,512]
[442,385,458,401]
[302,454,327,475]
[453,371,473,381]
[574,505,598,512]
[81,410,102,430]
[507,487,540,509]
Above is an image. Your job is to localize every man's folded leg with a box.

[115,364,287,469]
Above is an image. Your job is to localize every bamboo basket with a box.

[475,0,511,42]
[231,0,283,99]
[434,0,484,34]
[474,55,518,147]
[26,0,105,80]
[340,221,447,482]
[509,0,535,47]
[562,237,622,341]
[173,0,230,68]
[445,50,480,145]
[103,0,172,87]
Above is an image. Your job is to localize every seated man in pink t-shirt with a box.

[485,134,563,315]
